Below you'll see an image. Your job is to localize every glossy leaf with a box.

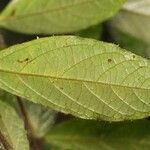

[0,36,150,121]
[0,0,126,34]
[0,100,29,150]
[111,0,150,45]
[46,119,150,150]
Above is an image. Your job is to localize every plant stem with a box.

[0,130,13,150]
[17,97,43,150]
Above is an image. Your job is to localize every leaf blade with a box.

[0,36,150,121]
[46,119,150,150]
[0,100,29,150]
[0,0,126,34]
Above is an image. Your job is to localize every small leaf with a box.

[46,119,150,150]
[111,0,150,45]
[0,100,29,150]
[0,36,150,121]
[0,0,126,34]
[22,100,57,138]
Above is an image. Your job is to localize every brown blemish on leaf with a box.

[132,55,135,59]
[60,87,63,90]
[108,58,112,63]
[10,9,16,17]
[17,58,30,63]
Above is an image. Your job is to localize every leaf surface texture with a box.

[0,36,150,121]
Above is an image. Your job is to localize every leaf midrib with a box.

[0,69,149,91]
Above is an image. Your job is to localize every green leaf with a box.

[46,119,150,150]
[0,0,126,34]
[76,24,102,40]
[0,36,150,121]
[0,30,6,50]
[22,100,57,138]
[111,0,150,45]
[0,100,29,150]
[0,90,18,112]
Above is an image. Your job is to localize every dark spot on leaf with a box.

[17,58,30,63]
[132,55,135,59]
[25,58,30,61]
[10,9,16,16]
[139,65,144,68]
[108,58,112,63]
[60,87,63,90]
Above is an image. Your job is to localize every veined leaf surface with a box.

[0,0,126,34]
[0,36,150,121]
[46,119,150,150]
[0,100,29,150]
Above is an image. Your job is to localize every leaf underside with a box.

[0,36,150,121]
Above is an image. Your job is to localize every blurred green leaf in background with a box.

[110,0,150,58]
[0,0,126,34]
[46,119,150,150]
